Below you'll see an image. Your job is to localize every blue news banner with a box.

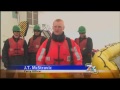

[8,65,88,70]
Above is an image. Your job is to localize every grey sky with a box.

[38,11,120,49]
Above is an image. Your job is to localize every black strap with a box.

[66,37,74,65]
[40,36,47,45]
[45,37,73,65]
[40,36,44,45]
[45,38,51,56]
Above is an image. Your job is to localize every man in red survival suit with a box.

[2,25,28,78]
[75,26,93,65]
[36,19,83,65]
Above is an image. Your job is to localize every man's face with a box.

[80,33,86,38]
[52,21,65,35]
[34,30,40,36]
[13,31,20,38]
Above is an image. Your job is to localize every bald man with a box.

[36,19,83,65]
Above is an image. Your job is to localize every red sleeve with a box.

[71,39,83,65]
[36,39,48,65]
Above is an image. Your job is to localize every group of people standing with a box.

[1,19,93,78]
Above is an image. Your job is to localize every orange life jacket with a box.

[75,38,92,56]
[8,37,24,56]
[75,38,87,51]
[45,39,73,65]
[28,36,42,53]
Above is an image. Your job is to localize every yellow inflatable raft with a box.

[92,42,120,78]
